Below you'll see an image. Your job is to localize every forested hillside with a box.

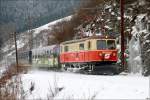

[0,0,82,44]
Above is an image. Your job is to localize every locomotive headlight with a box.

[99,53,102,56]
[112,52,116,56]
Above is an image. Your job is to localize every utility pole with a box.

[14,32,19,72]
[120,0,125,71]
[28,15,33,64]
[28,16,33,50]
[26,2,34,64]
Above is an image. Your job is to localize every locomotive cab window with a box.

[64,46,68,52]
[79,43,84,50]
[107,40,116,49]
[88,41,91,50]
[97,40,107,50]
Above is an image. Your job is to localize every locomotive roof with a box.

[61,35,116,45]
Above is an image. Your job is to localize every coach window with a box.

[79,43,84,50]
[46,50,49,55]
[64,46,68,52]
[32,55,34,59]
[88,41,91,50]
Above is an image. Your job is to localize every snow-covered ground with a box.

[22,70,149,99]
[0,66,6,77]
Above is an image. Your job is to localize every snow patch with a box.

[128,36,142,74]
[33,15,72,37]
[104,25,112,30]
[117,17,121,20]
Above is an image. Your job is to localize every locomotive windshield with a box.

[97,40,107,50]
[97,40,116,50]
[107,40,116,49]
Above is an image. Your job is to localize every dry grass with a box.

[0,64,28,100]
[47,76,64,100]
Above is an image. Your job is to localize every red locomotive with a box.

[60,35,119,74]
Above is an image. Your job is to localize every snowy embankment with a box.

[0,60,9,77]
[0,66,6,77]
[22,70,149,99]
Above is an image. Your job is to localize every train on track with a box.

[18,35,121,74]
